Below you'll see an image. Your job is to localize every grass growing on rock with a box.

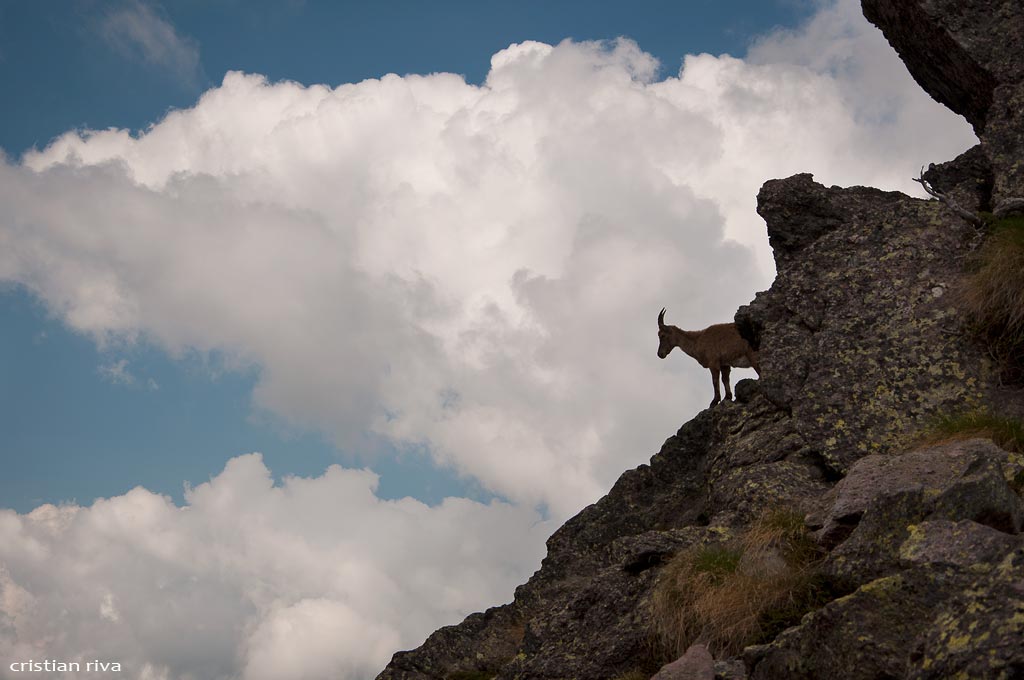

[919,411,1024,454]
[917,410,1024,494]
[689,543,743,581]
[650,508,827,659]
[960,216,1024,382]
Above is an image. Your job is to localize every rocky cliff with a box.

[861,0,1024,204]
[376,1,1024,678]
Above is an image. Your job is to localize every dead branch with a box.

[913,167,985,228]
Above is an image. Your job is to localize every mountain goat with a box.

[657,308,760,407]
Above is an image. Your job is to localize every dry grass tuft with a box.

[650,508,826,659]
[960,216,1024,382]
[918,410,1024,454]
[609,671,650,680]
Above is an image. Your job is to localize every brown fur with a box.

[658,309,760,406]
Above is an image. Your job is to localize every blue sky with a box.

[0,2,978,677]
[2,285,493,510]
[1,2,815,155]
[0,0,817,514]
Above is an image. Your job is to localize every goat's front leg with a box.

[721,365,732,401]
[709,366,722,407]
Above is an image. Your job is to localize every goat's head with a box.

[657,307,674,358]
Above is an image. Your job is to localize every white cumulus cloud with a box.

[0,1,980,676]
[0,455,547,680]
[2,3,974,515]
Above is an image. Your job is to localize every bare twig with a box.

[913,166,985,228]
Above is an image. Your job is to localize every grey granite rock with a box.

[651,644,714,680]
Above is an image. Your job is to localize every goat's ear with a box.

[658,307,666,328]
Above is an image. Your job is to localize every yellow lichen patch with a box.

[997,611,1024,635]
[994,553,1020,578]
[945,632,973,653]
[897,524,925,562]
[857,574,903,598]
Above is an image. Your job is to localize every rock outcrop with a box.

[736,173,987,476]
[862,0,1024,203]
[377,1,1024,678]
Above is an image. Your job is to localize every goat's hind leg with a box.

[721,365,732,402]
[709,366,722,407]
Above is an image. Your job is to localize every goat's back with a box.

[699,323,756,365]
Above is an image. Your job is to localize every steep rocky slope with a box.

[376,1,1024,678]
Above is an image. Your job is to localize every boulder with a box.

[898,519,1020,569]
[811,438,1023,590]
[909,548,1024,679]
[814,438,1023,544]
[651,644,714,680]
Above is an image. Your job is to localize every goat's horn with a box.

[658,307,666,328]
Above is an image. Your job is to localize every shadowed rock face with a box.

[921,145,994,213]
[378,394,836,680]
[377,2,1024,679]
[737,173,988,476]
[860,0,1002,133]
[862,0,1024,200]
[376,415,713,680]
